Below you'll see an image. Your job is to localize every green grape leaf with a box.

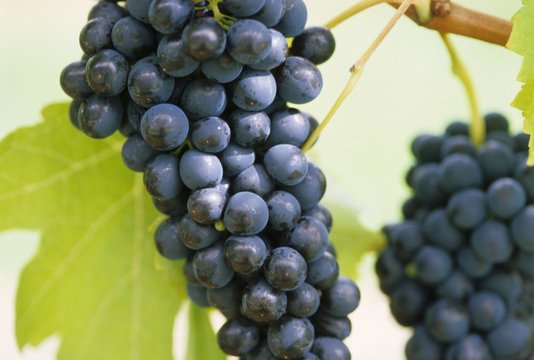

[186,306,226,360]
[327,203,384,278]
[508,0,534,164]
[0,103,218,359]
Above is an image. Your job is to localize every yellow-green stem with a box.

[325,0,388,30]
[301,0,415,152]
[439,32,484,146]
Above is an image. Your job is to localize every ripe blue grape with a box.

[217,318,260,356]
[487,319,531,359]
[439,154,483,193]
[425,299,469,343]
[154,217,189,260]
[140,103,189,151]
[179,213,221,250]
[446,188,486,230]
[281,216,328,263]
[179,150,223,190]
[191,116,231,153]
[88,1,127,23]
[274,0,307,37]
[468,291,506,331]
[187,188,226,224]
[227,19,272,65]
[265,190,301,231]
[193,242,234,288]
[306,251,339,290]
[233,164,275,196]
[436,271,473,301]
[275,56,323,104]
[182,17,226,61]
[223,192,269,235]
[127,0,152,23]
[422,209,464,251]
[250,0,286,27]
[181,79,227,119]
[486,177,526,219]
[267,316,314,359]
[121,134,161,172]
[232,69,277,112]
[281,163,326,210]
[242,279,287,323]
[187,284,210,307]
[477,140,515,181]
[60,61,93,99]
[111,17,155,59]
[312,311,351,340]
[128,57,175,107]
[85,49,129,96]
[390,280,429,326]
[201,52,243,84]
[511,205,534,252]
[157,34,199,77]
[264,144,308,186]
[206,279,244,319]
[224,0,266,17]
[291,26,335,65]
[311,337,351,360]
[229,110,271,148]
[143,154,182,200]
[320,276,360,318]
[219,143,256,177]
[445,334,491,360]
[148,0,194,35]
[266,107,310,147]
[470,220,513,264]
[287,283,320,318]
[264,247,307,291]
[456,247,492,279]
[405,327,442,360]
[250,29,288,71]
[78,94,123,138]
[224,235,268,275]
[79,18,114,56]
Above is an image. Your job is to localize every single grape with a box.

[436,271,473,301]
[320,276,360,318]
[274,0,307,37]
[206,278,244,319]
[281,163,326,210]
[446,188,486,230]
[264,144,308,186]
[85,49,129,96]
[187,188,226,224]
[111,17,155,59]
[60,61,93,99]
[479,269,523,306]
[78,94,123,138]
[445,334,491,360]
[311,337,350,360]
[143,154,182,200]
[312,311,351,340]
[287,282,320,318]
[477,140,515,181]
[250,29,288,71]
[128,57,175,107]
[186,284,210,307]
[181,79,227,120]
[264,247,307,291]
[468,291,506,331]
[157,34,199,77]
[485,112,509,134]
[439,154,483,193]
[250,0,286,27]
[223,192,269,235]
[179,150,223,190]
[121,134,161,172]
[224,235,268,275]
[302,204,332,232]
[267,316,315,359]
[425,299,469,344]
[390,280,429,326]
[375,247,404,294]
[422,209,465,251]
[227,19,272,65]
[217,318,260,356]
[232,69,277,112]
[219,143,256,177]
[88,1,127,23]
[193,242,234,288]
[487,319,531,359]
[201,52,243,84]
[411,134,443,164]
[233,164,275,197]
[182,17,226,61]
[389,221,425,263]
[148,0,194,34]
[229,110,271,148]
[486,177,526,219]
[306,251,339,290]
[265,191,301,232]
[154,217,188,260]
[127,0,152,23]
[445,121,469,136]
[152,191,188,217]
[191,117,231,154]
[242,279,287,323]
[140,103,189,151]
[281,216,328,263]
[470,220,513,264]
[439,135,476,159]
[411,164,446,207]
[405,327,442,360]
[511,205,534,252]
[179,213,221,250]
[266,107,310,148]
[275,56,323,104]
[224,0,266,17]
[79,18,114,56]
[456,247,492,279]
[291,26,335,65]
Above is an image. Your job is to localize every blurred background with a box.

[0,0,523,359]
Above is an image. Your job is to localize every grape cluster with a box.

[376,114,534,359]
[60,0,359,358]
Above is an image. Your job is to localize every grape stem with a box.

[326,0,512,47]
[301,0,415,153]
[439,32,485,146]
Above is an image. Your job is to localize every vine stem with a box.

[325,0,388,30]
[301,0,415,152]
[440,32,485,146]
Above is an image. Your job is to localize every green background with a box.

[0,0,523,359]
